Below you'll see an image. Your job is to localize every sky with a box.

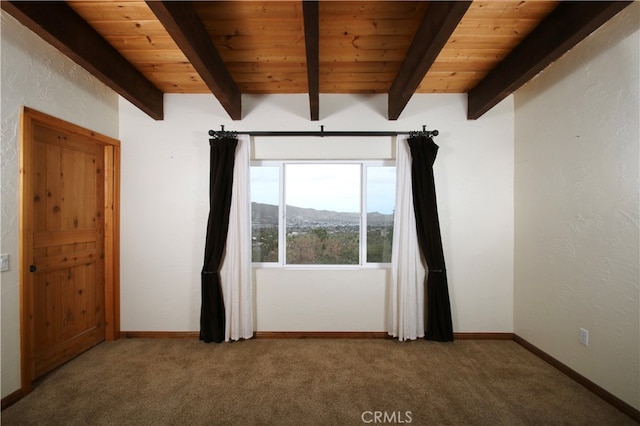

[250,164,396,214]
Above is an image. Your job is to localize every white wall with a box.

[119,92,514,334]
[514,4,639,410]
[0,12,119,398]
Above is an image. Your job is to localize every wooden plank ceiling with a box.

[2,1,632,121]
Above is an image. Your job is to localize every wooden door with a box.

[21,108,120,391]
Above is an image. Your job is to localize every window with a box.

[250,161,395,266]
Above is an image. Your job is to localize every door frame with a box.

[19,107,121,394]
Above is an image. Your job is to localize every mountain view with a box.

[251,202,394,264]
[251,202,394,227]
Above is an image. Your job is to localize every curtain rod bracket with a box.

[409,125,438,138]
[208,125,238,142]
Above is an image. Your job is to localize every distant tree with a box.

[287,228,359,265]
[252,227,278,262]
[312,228,328,241]
[367,226,393,263]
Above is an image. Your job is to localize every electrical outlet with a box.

[580,328,589,346]
[0,254,8,272]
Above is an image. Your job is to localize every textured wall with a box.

[514,4,639,409]
[1,12,118,398]
[119,92,514,335]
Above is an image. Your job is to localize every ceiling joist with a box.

[467,1,634,120]
[388,1,472,120]
[146,1,242,120]
[1,1,164,120]
[303,1,319,121]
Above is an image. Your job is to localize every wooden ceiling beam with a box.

[388,1,472,120]
[467,1,633,120]
[303,1,320,121]
[1,1,164,120]
[146,1,241,120]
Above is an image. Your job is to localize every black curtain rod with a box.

[208,125,438,140]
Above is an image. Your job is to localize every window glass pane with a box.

[251,166,279,262]
[366,166,395,263]
[285,164,360,265]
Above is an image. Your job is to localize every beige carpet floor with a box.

[2,338,635,425]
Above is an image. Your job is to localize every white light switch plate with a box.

[580,328,589,346]
[0,254,9,272]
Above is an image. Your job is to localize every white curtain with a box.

[220,135,254,341]
[388,137,425,341]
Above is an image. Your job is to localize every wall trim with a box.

[255,332,515,340]
[454,332,514,340]
[121,331,514,340]
[254,331,391,339]
[122,331,199,339]
[1,389,24,411]
[513,334,639,422]
[121,331,391,339]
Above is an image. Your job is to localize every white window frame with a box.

[251,160,395,269]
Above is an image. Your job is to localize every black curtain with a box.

[407,135,454,342]
[200,137,238,343]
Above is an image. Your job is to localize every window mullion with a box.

[279,162,285,266]
[361,164,367,266]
